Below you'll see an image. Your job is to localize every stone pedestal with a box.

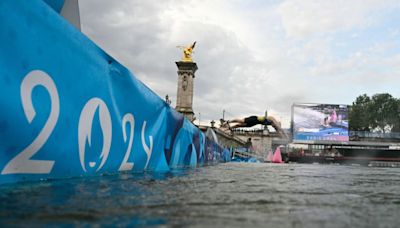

[175,61,198,122]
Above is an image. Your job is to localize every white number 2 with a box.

[119,113,135,171]
[2,70,60,174]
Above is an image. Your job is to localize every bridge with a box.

[221,127,400,162]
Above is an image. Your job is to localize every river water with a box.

[0,163,399,227]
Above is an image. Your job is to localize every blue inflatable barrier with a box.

[0,0,228,184]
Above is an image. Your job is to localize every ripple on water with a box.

[0,163,399,227]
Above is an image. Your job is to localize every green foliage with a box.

[349,94,371,131]
[349,93,400,133]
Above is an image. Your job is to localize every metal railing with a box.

[350,131,400,139]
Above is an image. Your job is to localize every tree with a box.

[389,99,400,132]
[369,93,398,133]
[350,93,400,133]
[349,94,371,131]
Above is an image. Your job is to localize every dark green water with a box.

[0,163,399,227]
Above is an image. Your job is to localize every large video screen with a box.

[292,103,349,141]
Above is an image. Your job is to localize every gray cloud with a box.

[79,0,400,127]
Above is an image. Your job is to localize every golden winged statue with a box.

[177,41,196,62]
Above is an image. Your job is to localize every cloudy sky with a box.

[79,0,400,127]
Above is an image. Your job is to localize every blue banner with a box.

[0,1,229,184]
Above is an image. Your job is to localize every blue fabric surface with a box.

[0,0,228,184]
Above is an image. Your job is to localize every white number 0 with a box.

[78,98,112,172]
[2,70,60,174]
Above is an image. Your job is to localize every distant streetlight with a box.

[211,120,215,128]
[165,94,171,105]
[198,112,201,126]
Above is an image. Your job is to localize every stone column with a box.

[175,61,198,122]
